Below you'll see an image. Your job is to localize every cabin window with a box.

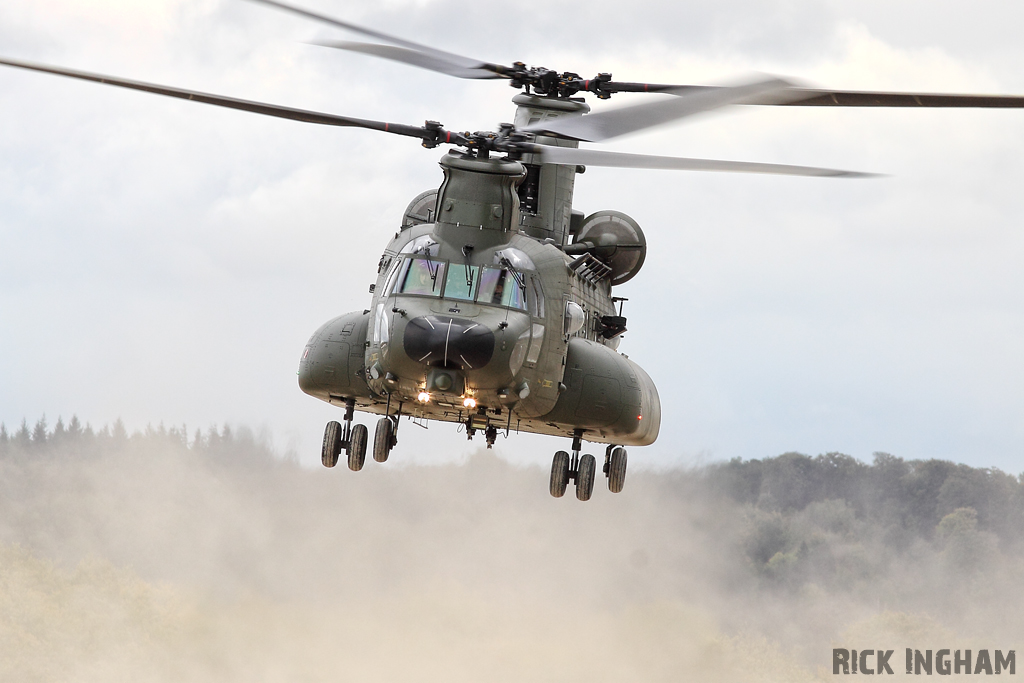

[399,235,439,256]
[494,248,535,271]
[444,264,479,301]
[396,257,445,297]
[477,267,526,310]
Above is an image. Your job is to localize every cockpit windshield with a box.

[444,264,479,301]
[478,267,526,310]
[395,258,445,296]
[391,256,527,311]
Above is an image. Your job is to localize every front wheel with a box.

[321,421,342,468]
[549,451,570,497]
[576,454,596,501]
[347,423,368,471]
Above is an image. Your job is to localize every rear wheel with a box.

[321,421,342,468]
[576,454,596,501]
[549,451,570,497]
[608,447,627,493]
[347,423,368,471]
[373,417,393,463]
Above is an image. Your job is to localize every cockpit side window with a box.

[444,264,479,301]
[477,267,526,310]
[382,258,403,296]
[396,257,445,297]
[529,276,545,318]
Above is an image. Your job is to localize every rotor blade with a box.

[312,41,501,80]
[0,56,453,143]
[587,80,1024,108]
[527,144,877,178]
[245,0,504,76]
[521,78,799,143]
[601,82,1024,108]
[783,88,1024,108]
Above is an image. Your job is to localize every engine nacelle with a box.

[574,210,646,285]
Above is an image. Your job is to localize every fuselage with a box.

[298,98,661,449]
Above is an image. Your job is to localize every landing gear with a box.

[322,399,368,471]
[347,423,368,471]
[576,454,596,501]
[374,416,396,462]
[548,433,628,500]
[549,451,570,497]
[322,421,342,468]
[548,430,597,501]
[606,445,628,493]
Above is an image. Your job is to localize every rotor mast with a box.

[511,95,589,246]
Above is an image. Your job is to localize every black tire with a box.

[576,453,596,501]
[549,451,570,498]
[373,417,393,463]
[321,421,342,468]
[347,423,368,471]
[608,447,627,493]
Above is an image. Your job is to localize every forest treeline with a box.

[699,452,1024,594]
[704,451,1024,545]
[3,415,1022,594]
[0,415,277,461]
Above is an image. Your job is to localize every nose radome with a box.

[403,316,495,370]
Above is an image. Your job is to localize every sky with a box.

[1,0,1023,471]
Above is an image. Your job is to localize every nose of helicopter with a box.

[403,316,495,370]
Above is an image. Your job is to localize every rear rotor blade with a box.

[527,144,877,178]
[245,0,504,76]
[521,77,799,142]
[0,56,452,143]
[312,41,501,80]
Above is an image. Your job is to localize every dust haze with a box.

[1,422,1022,681]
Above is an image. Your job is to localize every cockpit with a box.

[384,238,539,314]
[389,258,528,310]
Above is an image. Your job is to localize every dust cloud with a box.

[1,426,1022,682]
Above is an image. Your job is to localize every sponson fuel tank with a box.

[298,310,375,402]
[537,338,661,446]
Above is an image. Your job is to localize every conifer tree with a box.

[31,415,48,446]
[68,415,83,439]
[52,416,66,442]
[16,419,31,448]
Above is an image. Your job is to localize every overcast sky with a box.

[2,0,1023,471]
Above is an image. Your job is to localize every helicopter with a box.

[4,1,1024,501]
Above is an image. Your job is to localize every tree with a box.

[68,415,83,439]
[31,415,48,447]
[52,416,66,442]
[15,419,31,448]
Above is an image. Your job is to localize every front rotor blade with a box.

[0,57,440,141]
[245,0,504,76]
[521,77,798,143]
[313,41,501,80]
[528,145,877,178]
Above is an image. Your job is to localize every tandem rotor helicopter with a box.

[4,1,1024,501]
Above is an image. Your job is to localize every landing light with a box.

[417,391,431,403]
[463,397,477,409]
